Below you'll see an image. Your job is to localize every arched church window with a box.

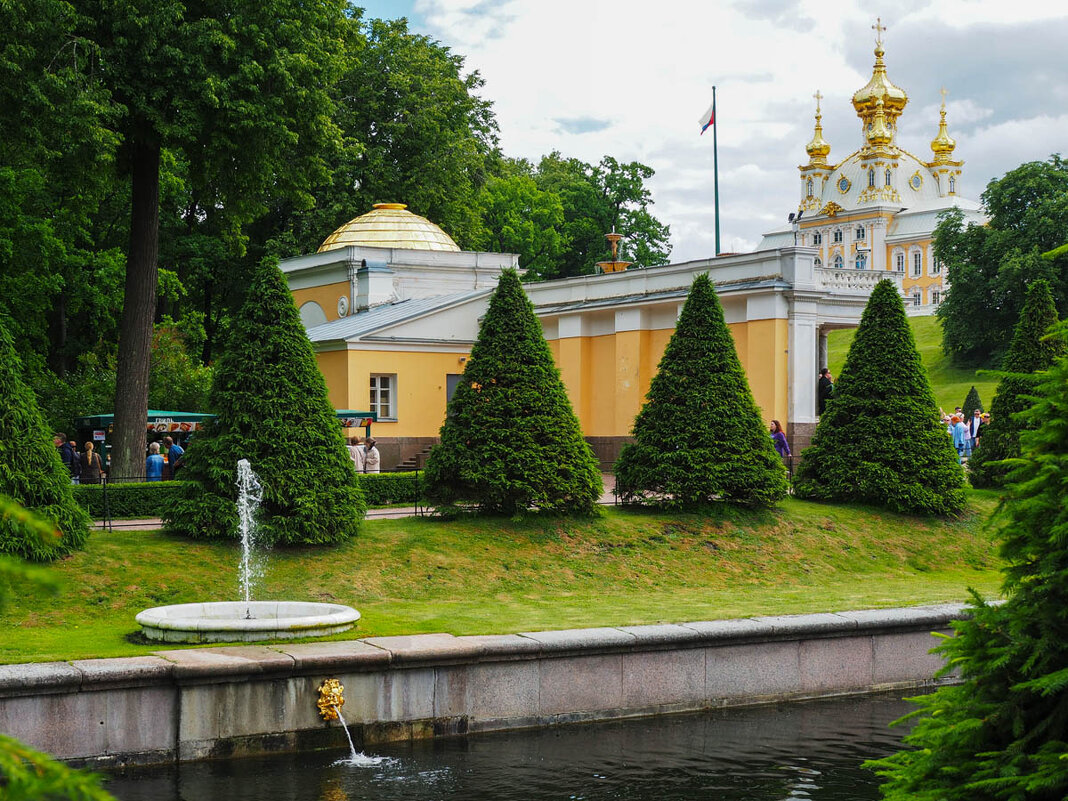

[868,169,875,188]
[885,169,892,186]
[833,253,844,269]
[806,178,813,197]
[814,257,822,268]
[855,252,867,270]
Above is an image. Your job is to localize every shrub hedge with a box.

[73,473,421,518]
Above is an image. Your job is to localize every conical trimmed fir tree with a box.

[962,386,983,419]
[163,258,365,545]
[794,279,965,515]
[613,273,787,508]
[970,278,1063,488]
[869,323,1068,800]
[423,269,602,515]
[0,318,90,560]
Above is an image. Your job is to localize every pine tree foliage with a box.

[423,269,602,515]
[794,279,965,515]
[0,318,89,561]
[613,273,787,508]
[962,385,983,419]
[869,323,1068,800]
[163,258,365,545]
[970,279,1063,488]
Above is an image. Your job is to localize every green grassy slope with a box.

[828,315,999,413]
[3,494,1003,664]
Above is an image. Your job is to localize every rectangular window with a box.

[895,253,904,271]
[833,230,842,243]
[931,256,941,275]
[912,251,922,277]
[813,232,822,245]
[370,374,396,420]
[932,290,941,305]
[912,291,922,306]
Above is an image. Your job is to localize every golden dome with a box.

[318,203,461,253]
[930,93,957,162]
[852,44,908,126]
[867,99,893,148]
[805,91,831,163]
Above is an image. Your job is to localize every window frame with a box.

[370,373,397,421]
[911,250,923,278]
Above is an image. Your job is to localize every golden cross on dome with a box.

[940,86,948,109]
[872,17,886,45]
[813,90,823,113]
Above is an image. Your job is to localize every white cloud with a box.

[407,0,1068,262]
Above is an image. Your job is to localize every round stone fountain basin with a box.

[136,601,361,644]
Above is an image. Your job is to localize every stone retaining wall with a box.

[0,604,964,767]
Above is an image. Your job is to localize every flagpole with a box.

[712,85,720,255]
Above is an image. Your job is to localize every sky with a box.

[356,0,1068,263]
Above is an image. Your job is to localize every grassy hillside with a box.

[3,494,1003,664]
[828,314,999,413]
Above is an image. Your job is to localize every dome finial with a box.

[930,87,957,162]
[852,19,908,131]
[805,89,831,163]
[867,98,893,148]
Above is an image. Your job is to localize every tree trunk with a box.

[111,134,161,480]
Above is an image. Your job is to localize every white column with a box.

[788,308,820,425]
[819,329,829,373]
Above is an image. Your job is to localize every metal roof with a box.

[305,290,489,343]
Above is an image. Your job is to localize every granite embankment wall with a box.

[0,604,964,767]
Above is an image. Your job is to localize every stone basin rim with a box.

[136,601,361,632]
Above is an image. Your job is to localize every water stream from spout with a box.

[331,705,392,767]
[236,459,264,615]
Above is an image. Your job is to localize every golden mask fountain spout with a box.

[317,678,345,721]
[596,230,632,273]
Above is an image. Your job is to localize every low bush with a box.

[72,482,183,518]
[357,472,419,506]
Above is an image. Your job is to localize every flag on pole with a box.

[698,101,715,135]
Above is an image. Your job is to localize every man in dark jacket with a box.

[818,368,834,416]
[53,433,81,484]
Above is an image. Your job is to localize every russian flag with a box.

[699,101,715,135]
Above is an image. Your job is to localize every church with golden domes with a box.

[759,22,985,312]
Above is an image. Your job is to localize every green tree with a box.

[969,278,1063,488]
[0,318,90,560]
[614,274,787,508]
[163,258,365,545]
[936,155,1068,366]
[962,385,983,419]
[869,323,1068,800]
[795,279,965,516]
[423,269,602,515]
[475,167,564,280]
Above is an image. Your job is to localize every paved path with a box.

[95,474,619,530]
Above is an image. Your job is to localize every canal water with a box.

[104,692,919,800]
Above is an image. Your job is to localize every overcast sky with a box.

[358,0,1068,262]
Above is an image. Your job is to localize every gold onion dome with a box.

[318,203,461,253]
[930,97,957,161]
[852,43,908,125]
[805,92,831,163]
[867,99,893,148]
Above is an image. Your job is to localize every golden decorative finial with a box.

[317,678,345,721]
[872,17,886,46]
[931,88,957,162]
[813,90,823,115]
[806,89,831,163]
[867,98,893,148]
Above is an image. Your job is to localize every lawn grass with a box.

[4,492,1005,664]
[828,315,999,413]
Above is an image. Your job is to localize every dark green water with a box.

[104,692,917,800]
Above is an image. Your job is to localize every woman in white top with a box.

[363,437,381,474]
[347,437,365,472]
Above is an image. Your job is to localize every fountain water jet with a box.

[136,460,360,643]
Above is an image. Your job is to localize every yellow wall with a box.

[318,319,790,439]
[292,281,349,322]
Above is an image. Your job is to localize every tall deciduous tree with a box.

[795,279,965,516]
[969,278,1063,488]
[614,273,787,508]
[0,317,90,561]
[936,155,1068,366]
[164,258,364,545]
[424,269,602,515]
[869,323,1068,800]
[76,0,347,478]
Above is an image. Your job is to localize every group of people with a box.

[145,436,185,482]
[53,433,106,485]
[943,407,989,464]
[346,436,381,474]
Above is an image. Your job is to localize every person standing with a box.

[968,409,983,451]
[163,436,185,478]
[347,436,365,472]
[363,437,381,474]
[818,368,834,415]
[951,415,968,464]
[770,420,791,460]
[53,433,80,484]
[145,442,164,482]
[81,442,105,484]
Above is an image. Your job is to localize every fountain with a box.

[318,678,390,767]
[136,460,360,643]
